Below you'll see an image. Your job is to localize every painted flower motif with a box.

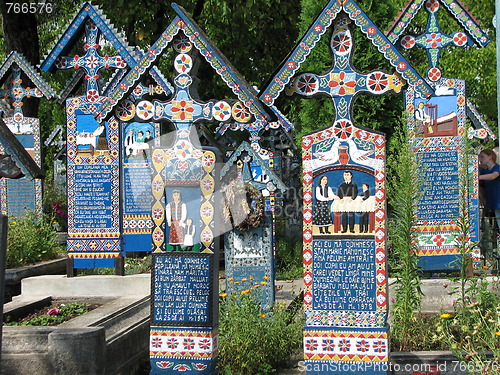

[329,71,356,96]
[183,338,195,351]
[152,208,163,220]
[166,338,178,349]
[153,229,164,243]
[452,32,467,47]
[322,339,335,352]
[426,0,439,12]
[356,339,370,352]
[331,31,352,55]
[153,179,164,192]
[86,89,100,102]
[305,339,318,351]
[203,153,215,167]
[232,102,252,122]
[55,57,68,69]
[338,339,351,352]
[151,337,162,348]
[85,54,99,69]
[172,100,195,121]
[202,205,213,218]
[425,32,443,48]
[433,234,445,246]
[333,119,353,140]
[296,74,319,95]
[178,160,189,170]
[196,338,211,351]
[372,340,386,353]
[114,56,126,68]
[174,35,192,53]
[175,54,193,73]
[201,228,212,243]
[367,72,389,93]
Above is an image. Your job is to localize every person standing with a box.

[479,149,500,229]
[313,175,335,234]
[337,170,358,233]
[165,190,187,251]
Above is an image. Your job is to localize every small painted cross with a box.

[398,0,469,82]
[0,66,43,127]
[153,50,213,131]
[286,15,404,135]
[54,19,127,102]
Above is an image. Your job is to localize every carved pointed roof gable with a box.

[39,1,137,74]
[171,4,271,121]
[386,0,489,47]
[0,51,57,100]
[259,0,433,106]
[95,3,272,123]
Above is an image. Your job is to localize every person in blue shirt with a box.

[479,149,500,229]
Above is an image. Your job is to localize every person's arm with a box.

[479,171,500,181]
[351,184,358,199]
[165,204,171,226]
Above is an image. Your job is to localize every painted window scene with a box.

[164,187,201,252]
[313,169,375,236]
[123,122,155,161]
[75,112,109,156]
[414,86,458,138]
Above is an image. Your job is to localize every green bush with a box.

[218,285,303,375]
[6,212,61,268]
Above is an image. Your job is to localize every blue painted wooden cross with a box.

[397,0,469,82]
[54,19,127,103]
[286,16,404,134]
[0,67,44,129]
[153,52,213,130]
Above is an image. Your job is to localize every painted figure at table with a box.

[359,183,370,233]
[144,130,153,158]
[125,129,135,156]
[313,175,336,234]
[337,170,358,233]
[165,189,187,251]
[478,149,500,229]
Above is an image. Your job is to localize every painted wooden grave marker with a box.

[259,0,433,373]
[0,52,55,218]
[386,0,492,270]
[93,4,283,373]
[221,141,286,308]
[40,2,142,271]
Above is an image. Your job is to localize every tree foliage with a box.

[0,0,496,163]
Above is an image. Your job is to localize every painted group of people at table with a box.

[314,171,371,234]
[124,129,153,158]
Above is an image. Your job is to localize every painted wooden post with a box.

[0,52,55,219]
[386,0,492,271]
[39,3,140,273]
[258,1,433,372]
